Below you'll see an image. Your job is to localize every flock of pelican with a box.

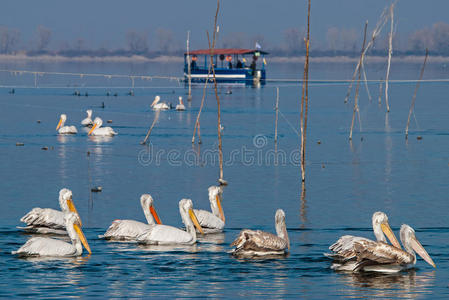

[56,110,117,136]
[12,188,435,273]
[151,95,186,111]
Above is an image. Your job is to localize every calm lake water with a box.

[0,59,448,298]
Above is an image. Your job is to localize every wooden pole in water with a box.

[406,49,428,139]
[141,110,160,145]
[274,87,279,144]
[361,62,372,102]
[187,31,192,102]
[385,3,394,113]
[208,0,226,185]
[192,67,210,144]
[300,0,311,183]
[349,21,368,141]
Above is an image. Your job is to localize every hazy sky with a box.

[2,0,449,49]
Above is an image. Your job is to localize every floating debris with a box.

[85,92,89,97]
[106,91,111,96]
[9,88,15,94]
[107,120,113,124]
[73,90,81,96]
[37,120,41,123]
[322,163,325,168]
[41,146,48,150]
[101,102,105,108]
[317,140,321,144]
[91,186,102,193]
[113,93,118,97]
[16,142,24,146]
[417,136,423,140]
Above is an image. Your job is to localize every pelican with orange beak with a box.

[151,95,170,111]
[88,117,117,136]
[137,199,204,245]
[56,114,77,134]
[193,186,225,233]
[351,224,436,273]
[18,188,82,235]
[13,212,91,257]
[326,211,401,271]
[99,194,162,241]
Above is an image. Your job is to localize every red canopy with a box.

[186,48,268,56]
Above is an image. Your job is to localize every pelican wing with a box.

[81,118,93,126]
[20,208,65,229]
[137,225,194,245]
[231,229,288,253]
[12,237,76,257]
[100,220,150,241]
[59,126,78,134]
[353,240,414,269]
[194,209,224,230]
[91,127,117,136]
[327,235,373,261]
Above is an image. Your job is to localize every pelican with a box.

[18,188,81,235]
[230,209,289,257]
[350,224,436,273]
[175,96,186,111]
[193,186,225,233]
[13,212,91,257]
[326,212,401,271]
[56,114,77,134]
[136,199,204,245]
[88,117,117,136]
[81,109,94,127]
[99,194,162,241]
[151,95,170,111]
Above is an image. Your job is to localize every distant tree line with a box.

[1,23,448,57]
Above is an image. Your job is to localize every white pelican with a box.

[175,96,186,111]
[18,188,81,235]
[136,199,204,245]
[56,114,78,134]
[13,212,91,257]
[326,212,401,271]
[230,209,289,257]
[350,224,436,273]
[194,186,225,233]
[99,194,162,241]
[88,117,117,136]
[81,109,94,127]
[151,95,170,111]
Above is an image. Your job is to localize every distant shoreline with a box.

[0,53,448,64]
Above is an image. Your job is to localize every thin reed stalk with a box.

[405,49,428,139]
[385,3,394,112]
[141,110,160,145]
[274,87,279,144]
[300,0,311,183]
[191,66,211,144]
[187,31,192,101]
[349,21,368,141]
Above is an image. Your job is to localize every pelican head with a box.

[88,117,103,135]
[178,96,183,105]
[140,194,162,225]
[58,188,82,226]
[372,211,401,249]
[208,186,224,222]
[86,109,92,118]
[65,212,91,255]
[400,224,436,268]
[275,209,290,249]
[151,95,161,107]
[56,114,67,130]
[179,199,204,235]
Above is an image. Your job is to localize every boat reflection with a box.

[337,270,435,298]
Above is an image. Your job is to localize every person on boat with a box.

[250,55,257,75]
[226,55,233,69]
[191,55,198,70]
[236,59,243,68]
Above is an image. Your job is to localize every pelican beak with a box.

[67,198,82,227]
[410,236,436,268]
[381,222,401,249]
[74,223,91,255]
[88,123,97,135]
[216,194,225,223]
[189,208,204,234]
[150,205,162,224]
[56,118,62,130]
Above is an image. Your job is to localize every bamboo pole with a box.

[208,0,226,185]
[406,49,428,139]
[349,21,368,141]
[141,110,160,145]
[361,62,372,101]
[191,67,211,144]
[385,3,394,113]
[300,0,311,183]
[274,87,279,144]
[187,31,192,102]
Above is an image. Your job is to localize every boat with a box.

[184,48,268,85]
